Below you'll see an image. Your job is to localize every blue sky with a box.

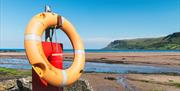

[0,0,179,49]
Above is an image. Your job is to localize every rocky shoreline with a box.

[0,76,92,91]
[0,70,180,91]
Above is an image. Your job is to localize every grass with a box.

[0,67,31,77]
[168,79,180,88]
[172,82,180,88]
[151,89,164,91]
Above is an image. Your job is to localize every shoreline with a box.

[0,68,179,91]
[0,51,180,91]
[1,52,180,67]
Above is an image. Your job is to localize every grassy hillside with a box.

[104,32,180,50]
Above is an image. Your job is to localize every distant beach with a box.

[0,50,180,91]
[1,50,180,67]
[1,49,180,53]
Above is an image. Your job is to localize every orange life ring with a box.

[24,12,85,87]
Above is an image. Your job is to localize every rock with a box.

[0,77,92,91]
[0,79,16,90]
[0,76,32,91]
[64,79,92,91]
[104,76,117,80]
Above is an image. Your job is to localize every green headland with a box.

[104,32,180,50]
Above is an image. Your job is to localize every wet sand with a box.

[82,73,180,91]
[81,73,180,91]
[125,74,180,91]
[1,52,180,67]
[0,52,180,91]
[81,73,125,91]
[0,71,179,91]
[65,52,180,67]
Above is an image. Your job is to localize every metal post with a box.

[45,5,52,42]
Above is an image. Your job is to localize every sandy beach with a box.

[65,52,180,67]
[1,52,180,67]
[81,73,180,91]
[1,71,179,91]
[0,52,180,91]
